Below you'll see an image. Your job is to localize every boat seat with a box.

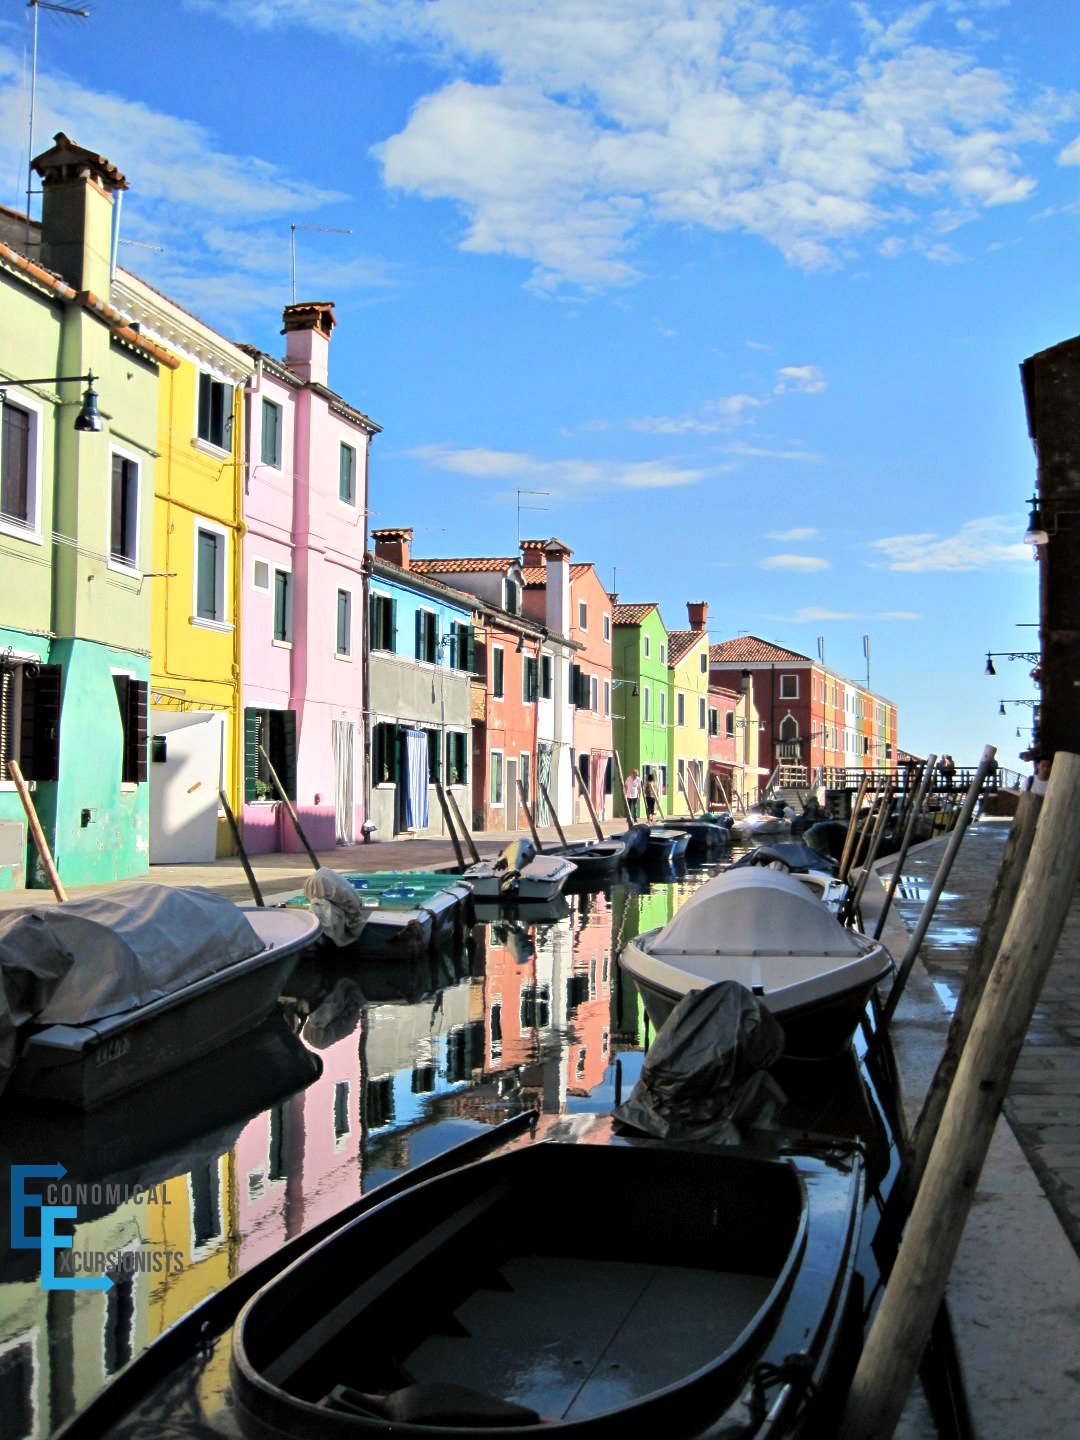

[321,1381,542,1427]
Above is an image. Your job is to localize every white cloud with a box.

[759,554,831,572]
[409,443,712,493]
[870,516,1031,570]
[628,362,824,436]
[1059,135,1080,165]
[190,0,1062,292]
[773,364,826,395]
[779,605,922,621]
[767,527,819,540]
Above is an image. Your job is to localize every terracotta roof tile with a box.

[411,557,517,575]
[612,602,658,626]
[667,630,707,666]
[709,636,812,665]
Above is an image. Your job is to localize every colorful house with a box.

[0,135,174,888]
[520,540,614,824]
[367,528,475,839]
[111,269,254,862]
[707,672,764,808]
[240,303,380,853]
[610,601,672,818]
[666,603,712,815]
[709,636,899,788]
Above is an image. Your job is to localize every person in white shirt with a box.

[624,768,642,820]
[1025,757,1051,795]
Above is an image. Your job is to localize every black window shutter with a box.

[20,664,61,782]
[244,708,260,801]
[129,680,148,783]
[571,664,581,708]
[280,710,298,800]
[465,626,475,672]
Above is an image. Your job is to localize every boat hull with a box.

[12,908,320,1109]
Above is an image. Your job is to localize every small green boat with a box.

[283,870,474,961]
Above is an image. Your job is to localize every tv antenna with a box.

[290,223,352,304]
[516,489,549,545]
[24,2,91,248]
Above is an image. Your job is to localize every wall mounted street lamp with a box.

[985,650,1039,676]
[734,718,765,731]
[999,698,1039,717]
[1022,494,1080,547]
[611,679,639,698]
[0,371,102,432]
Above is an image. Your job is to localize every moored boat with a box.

[287,868,474,960]
[619,868,893,1057]
[463,839,577,901]
[549,833,628,881]
[644,826,690,862]
[1,885,320,1108]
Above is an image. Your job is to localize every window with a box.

[112,674,148,784]
[339,443,356,504]
[659,691,666,726]
[197,373,232,450]
[725,710,734,738]
[336,589,352,657]
[1,395,41,536]
[273,567,292,643]
[370,592,396,652]
[540,653,553,699]
[603,613,610,642]
[699,696,706,729]
[520,751,531,804]
[708,704,718,735]
[603,680,610,717]
[676,692,685,727]
[244,707,297,801]
[0,660,60,782]
[252,558,270,591]
[492,646,505,699]
[427,727,441,779]
[194,523,226,624]
[523,655,539,702]
[450,621,473,670]
[490,750,504,805]
[780,674,798,699]
[447,730,469,786]
[371,722,400,785]
[415,609,437,663]
[578,600,588,630]
[109,451,140,568]
[700,652,708,673]
[660,643,666,665]
[260,399,282,467]
[644,635,650,658]
[643,685,650,722]
[504,578,520,616]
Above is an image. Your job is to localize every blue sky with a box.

[3,0,1074,767]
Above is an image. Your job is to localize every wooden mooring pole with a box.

[838,751,1080,1440]
[8,759,66,901]
[219,788,265,906]
[613,749,631,829]
[445,788,482,865]
[540,780,570,848]
[572,765,605,840]
[433,779,467,871]
[517,779,545,852]
[837,774,870,885]
[872,756,937,942]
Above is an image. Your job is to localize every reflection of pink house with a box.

[240,302,380,853]
[236,1025,364,1271]
[566,891,613,1095]
[520,541,614,822]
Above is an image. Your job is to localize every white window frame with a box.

[491,644,505,700]
[780,673,799,700]
[260,397,283,470]
[660,643,666,665]
[520,750,532,805]
[602,613,610,643]
[192,516,231,630]
[252,556,271,592]
[0,389,44,543]
[677,692,685,728]
[603,680,610,717]
[272,562,293,647]
[590,675,598,713]
[643,635,650,658]
[659,690,666,727]
[698,696,706,729]
[644,685,650,723]
[416,605,438,665]
[578,600,588,631]
[339,441,357,507]
[107,443,142,575]
[194,371,233,457]
[336,585,354,659]
[490,748,504,807]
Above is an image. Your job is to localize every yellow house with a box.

[667,603,712,816]
[112,272,253,859]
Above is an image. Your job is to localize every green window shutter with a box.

[339,444,355,503]
[244,709,260,801]
[19,663,61,782]
[427,728,440,780]
[415,609,424,660]
[197,374,211,441]
[391,599,398,653]
[465,626,475,672]
[337,590,349,654]
[197,530,218,619]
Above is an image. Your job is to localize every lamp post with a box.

[984,651,1039,676]
[0,372,103,431]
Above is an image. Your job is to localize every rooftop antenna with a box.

[289,223,352,305]
[516,489,549,546]
[863,633,871,689]
[24,2,91,249]
[817,635,825,665]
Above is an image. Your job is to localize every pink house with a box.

[241,303,380,852]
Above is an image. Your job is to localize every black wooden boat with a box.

[230,1115,865,1437]
[663,815,733,854]
[550,834,628,881]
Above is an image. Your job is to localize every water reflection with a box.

[9,853,893,1439]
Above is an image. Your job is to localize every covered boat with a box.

[619,868,893,1057]
[289,869,473,960]
[0,885,319,1108]
[463,839,577,902]
[230,1110,865,1438]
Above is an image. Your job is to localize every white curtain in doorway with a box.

[333,720,355,844]
[404,728,430,830]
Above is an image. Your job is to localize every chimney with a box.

[371,527,413,570]
[520,539,547,569]
[544,538,572,636]
[33,132,127,296]
[687,600,708,632]
[282,302,336,387]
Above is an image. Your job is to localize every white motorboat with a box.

[464,839,577,902]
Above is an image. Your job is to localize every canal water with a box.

[0,854,934,1440]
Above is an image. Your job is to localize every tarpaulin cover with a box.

[0,885,264,1089]
[613,981,787,1144]
[304,868,375,948]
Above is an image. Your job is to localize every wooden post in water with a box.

[539,780,570,848]
[886,789,1043,1230]
[572,764,605,840]
[8,759,66,901]
[872,756,937,941]
[677,768,695,819]
[880,744,997,1028]
[219,788,265,906]
[847,786,894,921]
[613,750,631,829]
[687,765,706,816]
[433,779,467,871]
[837,774,870,884]
[517,779,545,852]
[446,789,482,865]
[258,744,321,870]
[838,751,1080,1440]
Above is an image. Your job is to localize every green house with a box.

[611,602,673,819]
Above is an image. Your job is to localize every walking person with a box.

[624,767,642,821]
[940,754,956,792]
[643,771,659,823]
